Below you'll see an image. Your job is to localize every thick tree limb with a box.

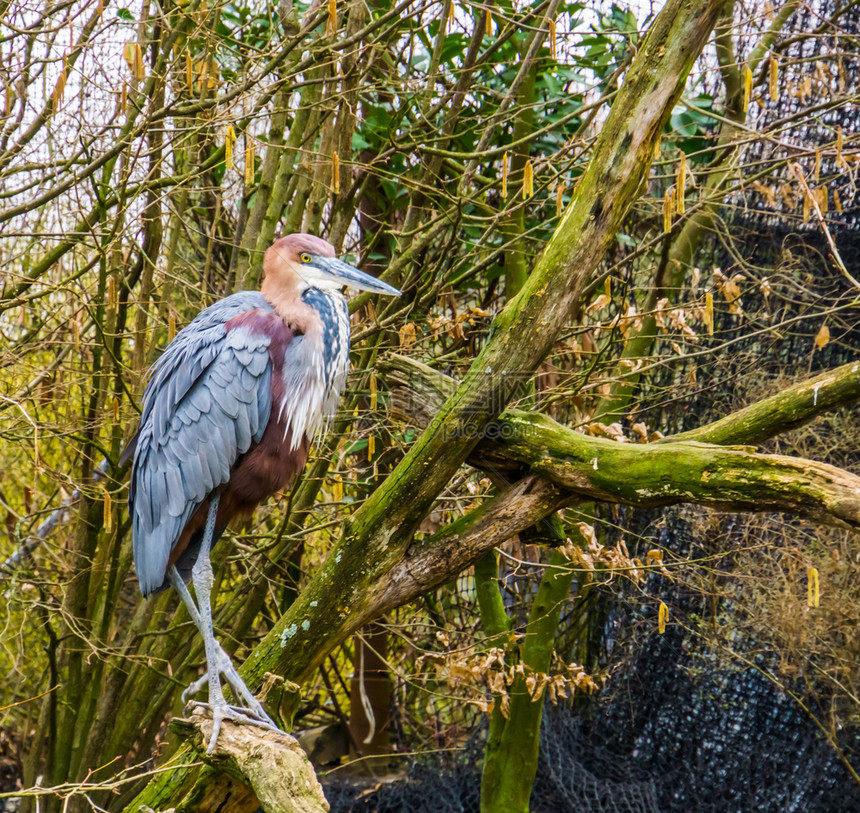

[128,1,725,807]
[385,355,860,450]
[374,475,570,615]
[480,415,860,530]
[167,706,329,813]
[362,356,860,619]
[371,435,860,619]
[386,354,860,530]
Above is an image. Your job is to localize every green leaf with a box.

[352,132,372,151]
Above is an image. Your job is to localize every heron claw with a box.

[182,673,208,705]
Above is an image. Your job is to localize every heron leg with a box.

[173,495,277,752]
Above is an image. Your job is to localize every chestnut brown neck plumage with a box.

[260,235,334,333]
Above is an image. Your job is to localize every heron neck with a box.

[261,278,317,333]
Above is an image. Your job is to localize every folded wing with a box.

[129,294,276,595]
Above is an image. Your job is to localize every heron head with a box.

[263,234,401,297]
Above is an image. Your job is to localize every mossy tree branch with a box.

[479,417,860,530]
[386,355,860,452]
[358,355,860,622]
[127,0,727,806]
[240,0,727,693]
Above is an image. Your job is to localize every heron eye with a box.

[301,253,311,263]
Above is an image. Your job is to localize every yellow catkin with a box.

[802,190,810,223]
[53,63,67,109]
[549,18,557,59]
[818,185,828,214]
[123,42,135,74]
[663,186,675,233]
[328,0,337,35]
[807,566,820,607]
[705,291,714,335]
[604,276,611,298]
[369,374,377,411]
[113,396,120,424]
[556,182,565,218]
[501,152,508,199]
[836,126,844,167]
[658,602,668,634]
[135,42,145,79]
[814,150,820,181]
[368,434,375,460]
[107,273,116,308]
[168,311,176,341]
[332,474,343,503]
[331,150,340,194]
[523,158,534,199]
[834,188,843,214]
[4,84,12,115]
[245,138,254,186]
[185,52,193,90]
[206,56,218,89]
[124,42,144,80]
[224,125,236,169]
[742,65,752,113]
[486,7,492,32]
[769,54,778,102]
[676,151,686,214]
[103,489,112,533]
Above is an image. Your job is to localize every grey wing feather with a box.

[129,293,275,596]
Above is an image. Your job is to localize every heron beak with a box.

[314,256,402,296]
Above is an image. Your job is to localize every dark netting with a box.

[325,621,860,812]
[322,706,662,813]
[587,629,860,813]
[322,734,483,813]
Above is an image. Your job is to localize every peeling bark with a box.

[169,706,329,813]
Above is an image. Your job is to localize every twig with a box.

[792,162,860,292]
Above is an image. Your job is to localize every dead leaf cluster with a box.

[558,522,650,582]
[417,644,605,720]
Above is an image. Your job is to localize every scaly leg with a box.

[167,567,271,714]
[169,495,278,752]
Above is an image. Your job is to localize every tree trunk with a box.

[348,622,392,766]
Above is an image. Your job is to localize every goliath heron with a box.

[124,234,400,751]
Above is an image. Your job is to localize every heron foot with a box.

[182,642,277,735]
[191,697,280,753]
